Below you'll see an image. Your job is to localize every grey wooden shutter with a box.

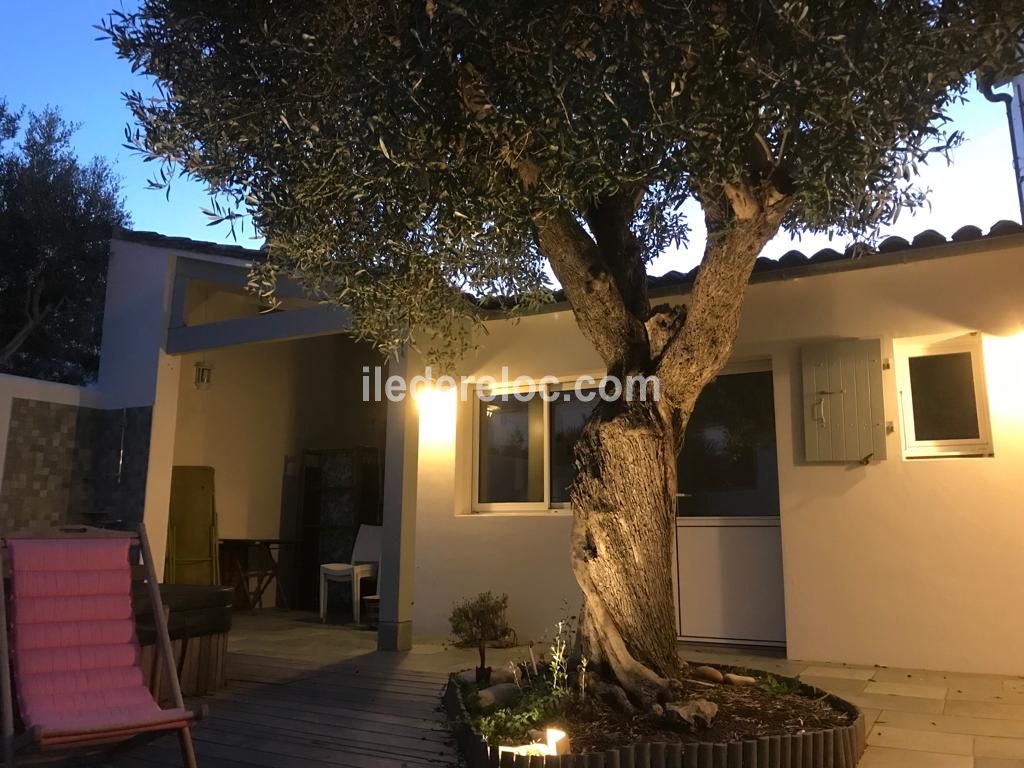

[802,339,886,463]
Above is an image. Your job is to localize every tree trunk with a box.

[0,283,56,367]
[0,308,51,365]
[570,395,682,697]
[527,175,791,702]
[565,192,792,702]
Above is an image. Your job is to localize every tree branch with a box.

[1,284,57,366]
[534,208,650,372]
[656,182,791,407]
[464,59,653,372]
[514,158,650,372]
[583,187,650,324]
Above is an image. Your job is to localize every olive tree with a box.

[0,102,128,384]
[104,1,1023,703]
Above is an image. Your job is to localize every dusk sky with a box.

[1,0,1020,274]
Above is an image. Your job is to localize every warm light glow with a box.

[414,380,458,449]
[497,744,551,758]
[546,728,570,756]
[495,728,570,758]
[983,331,1024,425]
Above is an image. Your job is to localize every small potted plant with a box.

[449,591,513,687]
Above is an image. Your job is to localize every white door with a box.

[674,364,786,646]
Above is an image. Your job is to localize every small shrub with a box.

[465,615,580,747]
[760,674,804,697]
[474,688,570,745]
[450,591,513,670]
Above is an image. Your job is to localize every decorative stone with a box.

[723,673,757,687]
[665,698,718,728]
[693,665,724,684]
[476,683,521,711]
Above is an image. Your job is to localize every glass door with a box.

[674,364,787,645]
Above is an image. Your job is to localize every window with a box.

[895,333,992,458]
[471,370,777,514]
[476,393,545,505]
[549,389,597,505]
[676,369,779,517]
[473,383,598,511]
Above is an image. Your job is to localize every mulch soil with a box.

[554,665,855,753]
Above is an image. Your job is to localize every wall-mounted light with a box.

[194,361,213,390]
[415,380,457,439]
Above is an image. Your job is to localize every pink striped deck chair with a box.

[0,524,201,767]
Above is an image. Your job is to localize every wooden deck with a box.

[111,651,456,768]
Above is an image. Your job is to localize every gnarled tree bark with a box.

[533,176,791,704]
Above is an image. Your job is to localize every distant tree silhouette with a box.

[0,101,129,384]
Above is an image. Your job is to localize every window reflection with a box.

[549,389,597,504]
[908,352,979,440]
[477,394,545,504]
[677,371,779,517]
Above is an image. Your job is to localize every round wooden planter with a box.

[444,676,867,768]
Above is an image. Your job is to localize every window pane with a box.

[478,393,544,504]
[908,352,979,440]
[677,371,779,517]
[549,389,598,504]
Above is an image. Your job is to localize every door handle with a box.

[811,398,826,426]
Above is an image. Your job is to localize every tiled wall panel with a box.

[0,398,152,533]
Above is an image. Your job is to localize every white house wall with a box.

[100,239,180,574]
[411,236,1024,675]
[99,240,178,410]
[171,333,386,541]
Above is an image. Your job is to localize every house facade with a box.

[406,223,1024,676]
[0,223,1022,676]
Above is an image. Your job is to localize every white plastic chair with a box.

[319,524,381,624]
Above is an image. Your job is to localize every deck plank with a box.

[105,651,458,768]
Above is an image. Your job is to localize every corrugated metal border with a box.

[445,676,866,768]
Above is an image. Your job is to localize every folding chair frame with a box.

[0,523,201,767]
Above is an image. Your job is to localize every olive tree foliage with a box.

[105,1,1022,362]
[105,1,1024,698]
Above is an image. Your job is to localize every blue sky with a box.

[1,0,1021,273]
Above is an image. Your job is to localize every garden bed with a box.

[445,663,866,768]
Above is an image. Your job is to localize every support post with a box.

[140,351,181,579]
[377,353,421,652]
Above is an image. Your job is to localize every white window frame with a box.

[471,377,600,513]
[894,332,993,459]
